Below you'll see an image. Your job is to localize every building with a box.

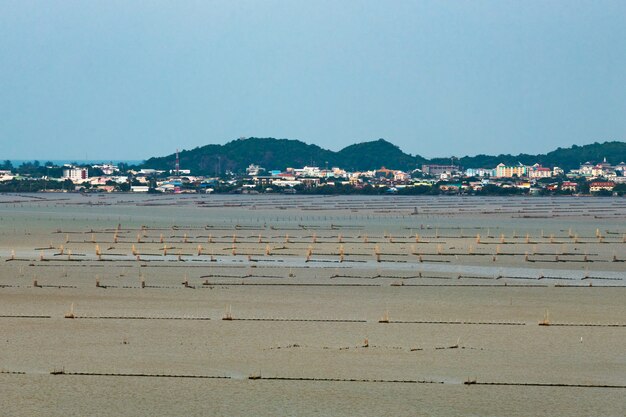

[579,162,594,176]
[422,164,460,176]
[329,167,348,178]
[252,176,274,187]
[591,160,613,177]
[494,163,527,178]
[439,183,462,192]
[299,177,321,187]
[561,181,578,192]
[589,181,615,192]
[0,170,14,181]
[139,169,159,175]
[580,158,614,178]
[168,169,191,175]
[528,164,552,179]
[464,168,490,177]
[246,164,264,176]
[92,164,118,175]
[62,167,88,181]
[393,171,409,182]
[292,166,322,178]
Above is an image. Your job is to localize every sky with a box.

[1,0,625,160]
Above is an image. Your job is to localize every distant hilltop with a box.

[142,138,626,175]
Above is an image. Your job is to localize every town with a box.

[1,157,625,196]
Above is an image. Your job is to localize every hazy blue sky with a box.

[1,1,625,160]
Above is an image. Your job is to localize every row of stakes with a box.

[26,269,608,289]
[10,240,622,263]
[60,304,570,328]
[62,227,626,245]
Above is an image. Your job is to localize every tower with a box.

[175,149,180,176]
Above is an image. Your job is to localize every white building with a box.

[63,167,88,181]
[0,170,14,181]
[92,164,118,175]
[292,166,323,178]
[528,164,552,179]
[246,164,264,176]
[464,168,490,177]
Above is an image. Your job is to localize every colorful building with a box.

[494,163,527,178]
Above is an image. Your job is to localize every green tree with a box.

[614,183,626,196]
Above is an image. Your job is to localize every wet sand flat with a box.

[1,193,625,416]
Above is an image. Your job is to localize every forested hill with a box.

[429,141,626,171]
[142,138,626,174]
[142,138,426,174]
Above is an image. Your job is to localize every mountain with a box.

[336,139,427,171]
[142,138,626,174]
[142,137,424,174]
